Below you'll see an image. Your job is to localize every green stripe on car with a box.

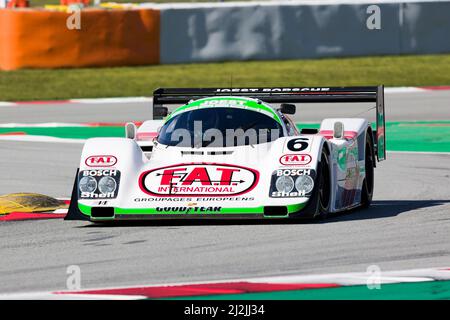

[78,202,306,216]
[166,97,283,124]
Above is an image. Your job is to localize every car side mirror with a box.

[125,122,137,140]
[279,103,296,114]
[333,121,344,139]
[154,106,168,118]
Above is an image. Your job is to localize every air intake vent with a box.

[91,207,115,218]
[181,151,204,155]
[207,151,233,155]
[141,146,153,152]
[300,128,319,134]
[263,206,288,217]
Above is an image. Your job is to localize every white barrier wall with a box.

[401,1,450,54]
[157,0,450,63]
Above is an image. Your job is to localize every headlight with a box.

[275,175,294,193]
[295,175,314,194]
[98,176,117,194]
[79,176,97,193]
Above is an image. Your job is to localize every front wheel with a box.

[301,149,331,219]
[316,151,331,218]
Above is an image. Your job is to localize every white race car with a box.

[66,86,386,221]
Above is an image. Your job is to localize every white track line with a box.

[0,86,448,107]
[0,102,16,107]
[0,292,146,300]
[384,87,427,93]
[0,123,88,128]
[70,97,153,104]
[0,135,85,144]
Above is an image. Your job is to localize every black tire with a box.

[316,151,331,219]
[361,132,375,208]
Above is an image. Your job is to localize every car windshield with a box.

[157,107,284,148]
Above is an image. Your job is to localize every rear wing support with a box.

[375,85,386,161]
[152,86,386,161]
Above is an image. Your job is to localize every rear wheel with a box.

[361,133,375,207]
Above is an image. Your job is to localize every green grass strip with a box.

[1,54,450,101]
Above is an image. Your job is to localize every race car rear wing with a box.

[152,86,386,161]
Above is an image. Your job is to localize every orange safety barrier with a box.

[0,8,160,70]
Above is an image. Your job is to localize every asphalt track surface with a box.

[0,91,449,294]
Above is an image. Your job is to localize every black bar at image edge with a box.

[0,300,445,318]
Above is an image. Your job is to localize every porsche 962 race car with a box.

[66,86,386,221]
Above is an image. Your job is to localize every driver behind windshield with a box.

[157,107,283,148]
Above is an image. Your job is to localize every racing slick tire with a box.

[361,131,375,208]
